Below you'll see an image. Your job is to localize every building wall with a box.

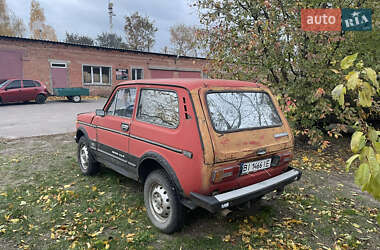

[0,37,206,96]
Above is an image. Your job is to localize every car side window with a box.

[137,89,179,128]
[6,80,21,90]
[106,88,137,118]
[23,80,36,88]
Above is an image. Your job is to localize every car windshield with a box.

[0,79,9,88]
[206,91,282,132]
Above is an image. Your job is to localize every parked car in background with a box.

[75,79,302,233]
[0,79,49,104]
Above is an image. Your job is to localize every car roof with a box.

[116,78,263,90]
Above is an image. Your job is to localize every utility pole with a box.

[108,0,116,32]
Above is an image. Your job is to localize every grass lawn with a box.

[0,134,379,249]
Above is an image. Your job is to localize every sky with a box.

[7,0,201,52]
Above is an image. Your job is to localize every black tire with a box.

[35,94,46,104]
[144,169,184,234]
[72,95,81,103]
[77,137,99,175]
[67,96,73,101]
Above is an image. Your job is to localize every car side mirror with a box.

[96,109,105,117]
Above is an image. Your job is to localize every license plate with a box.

[241,158,271,175]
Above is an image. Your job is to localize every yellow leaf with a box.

[99,192,105,195]
[353,223,360,228]
[10,219,20,223]
[92,186,97,192]
[50,233,55,239]
[257,227,269,235]
[302,156,309,162]
[0,192,7,197]
[223,234,231,242]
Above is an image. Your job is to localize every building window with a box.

[131,68,143,80]
[50,62,67,68]
[83,65,111,85]
[137,89,179,128]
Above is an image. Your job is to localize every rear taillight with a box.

[212,166,240,183]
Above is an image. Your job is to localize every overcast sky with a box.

[7,0,201,52]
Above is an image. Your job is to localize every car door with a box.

[92,86,137,172]
[22,80,39,101]
[3,80,22,103]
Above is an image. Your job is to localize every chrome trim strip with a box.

[274,132,289,138]
[214,169,300,202]
[77,121,96,128]
[96,125,128,136]
[129,134,183,154]
[128,162,137,167]
[98,149,128,163]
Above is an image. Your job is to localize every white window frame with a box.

[131,67,144,80]
[82,64,112,85]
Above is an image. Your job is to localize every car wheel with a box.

[67,96,73,101]
[35,94,46,104]
[144,169,184,234]
[72,96,81,103]
[77,137,99,175]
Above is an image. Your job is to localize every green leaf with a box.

[374,142,380,153]
[341,53,358,70]
[355,163,371,191]
[346,154,360,171]
[351,131,366,154]
[377,214,380,225]
[358,82,374,107]
[364,67,379,89]
[367,146,379,171]
[368,127,378,144]
[366,173,380,200]
[332,84,346,108]
[346,71,360,90]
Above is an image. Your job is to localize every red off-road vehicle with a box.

[75,79,301,233]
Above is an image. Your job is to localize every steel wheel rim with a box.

[149,183,171,223]
[73,96,80,102]
[80,144,89,170]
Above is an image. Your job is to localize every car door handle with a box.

[121,123,129,132]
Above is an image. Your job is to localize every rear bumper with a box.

[190,167,302,213]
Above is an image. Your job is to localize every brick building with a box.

[0,36,206,96]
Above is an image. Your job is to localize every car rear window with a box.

[206,91,282,132]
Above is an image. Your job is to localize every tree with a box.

[29,0,57,41]
[0,0,25,37]
[169,24,199,57]
[124,12,157,51]
[332,53,380,224]
[194,0,379,145]
[96,32,125,48]
[65,32,94,46]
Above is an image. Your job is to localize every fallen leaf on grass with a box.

[223,234,231,242]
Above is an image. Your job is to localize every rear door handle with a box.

[121,123,129,132]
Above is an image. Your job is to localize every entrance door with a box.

[50,63,68,88]
[0,50,23,79]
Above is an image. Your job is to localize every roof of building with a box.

[0,35,206,60]
[117,78,262,90]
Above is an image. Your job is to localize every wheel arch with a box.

[75,127,89,143]
[138,152,184,196]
